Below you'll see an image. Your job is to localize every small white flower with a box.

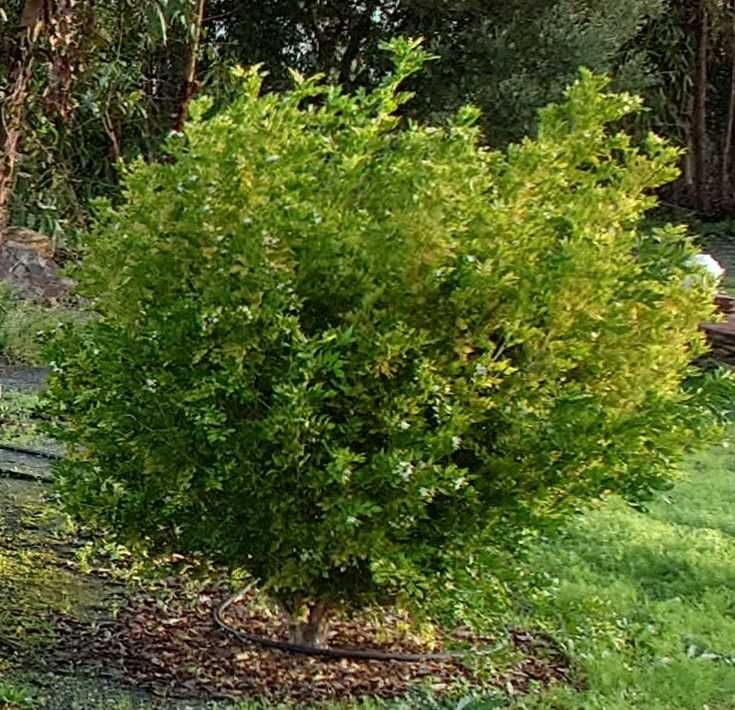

[395,461,414,481]
[399,420,410,431]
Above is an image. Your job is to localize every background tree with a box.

[0,0,682,238]
[202,0,667,144]
[638,0,735,214]
[6,0,735,238]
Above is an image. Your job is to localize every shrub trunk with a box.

[286,601,331,647]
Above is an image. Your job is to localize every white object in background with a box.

[689,253,725,280]
[684,253,725,288]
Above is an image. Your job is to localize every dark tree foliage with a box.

[203,0,665,145]
[4,0,735,232]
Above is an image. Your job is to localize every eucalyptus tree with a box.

[0,0,203,236]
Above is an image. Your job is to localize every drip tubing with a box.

[214,590,470,663]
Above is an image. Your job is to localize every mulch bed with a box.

[26,579,573,706]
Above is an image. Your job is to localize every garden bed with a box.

[35,582,571,705]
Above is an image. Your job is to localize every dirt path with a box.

[0,468,220,709]
[0,365,48,393]
[0,365,56,479]
[0,368,172,708]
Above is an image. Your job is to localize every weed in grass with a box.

[0,679,34,709]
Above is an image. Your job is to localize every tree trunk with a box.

[287,600,331,647]
[337,0,378,87]
[0,0,47,232]
[682,115,695,191]
[173,0,207,131]
[692,0,710,213]
[722,2,735,208]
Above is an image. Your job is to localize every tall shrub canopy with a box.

[47,39,728,619]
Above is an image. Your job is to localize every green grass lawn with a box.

[513,428,735,709]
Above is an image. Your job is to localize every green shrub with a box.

[45,39,732,643]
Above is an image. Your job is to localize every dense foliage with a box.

[46,42,729,636]
[0,0,197,236]
[205,0,667,144]
[3,0,734,236]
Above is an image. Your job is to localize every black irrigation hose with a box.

[214,590,471,664]
[0,467,52,482]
